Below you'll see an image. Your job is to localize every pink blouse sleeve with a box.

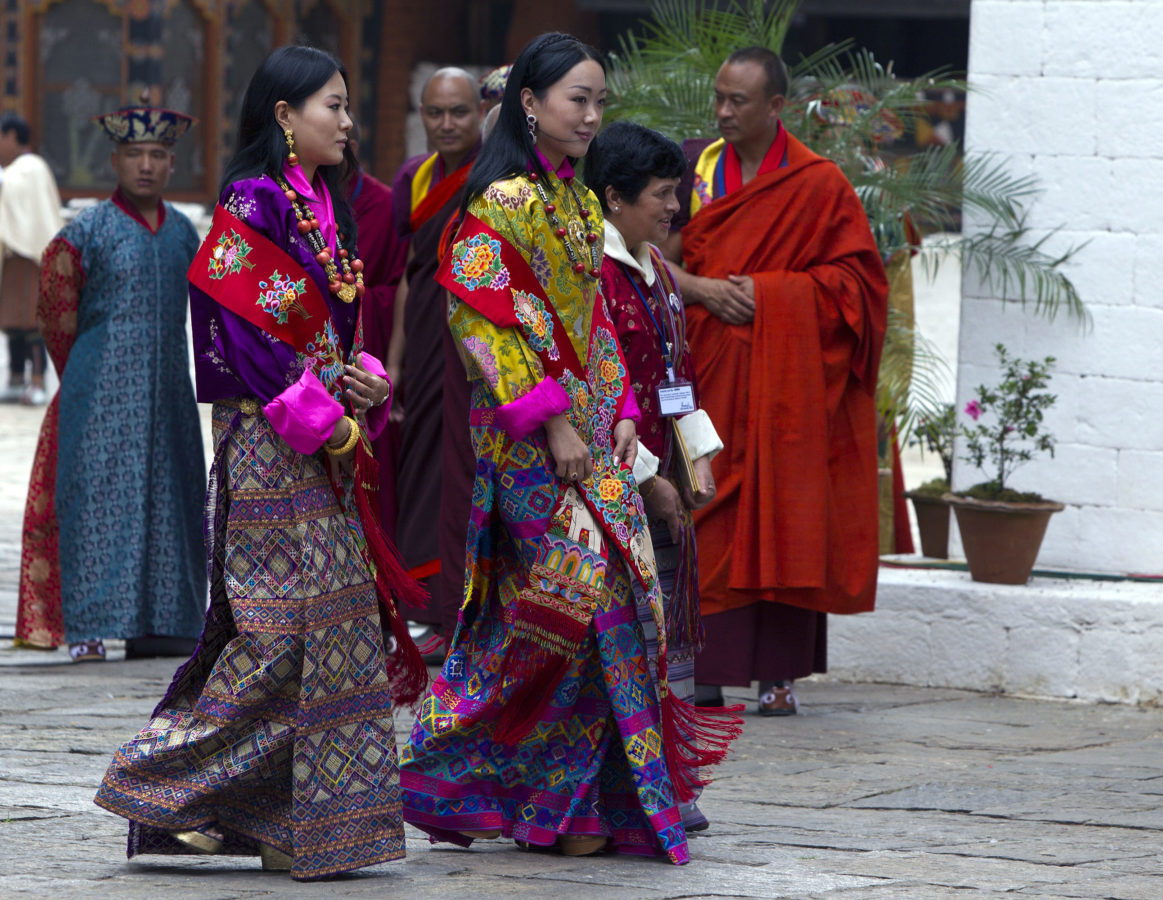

[262,368,345,454]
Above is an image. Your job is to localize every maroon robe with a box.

[351,170,407,540]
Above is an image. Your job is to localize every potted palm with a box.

[904,402,955,558]
[947,344,1063,584]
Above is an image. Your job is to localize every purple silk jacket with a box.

[189,172,388,451]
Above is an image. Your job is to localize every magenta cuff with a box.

[359,351,391,442]
[617,386,642,423]
[495,376,571,441]
[263,368,345,454]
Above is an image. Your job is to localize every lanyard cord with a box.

[618,260,682,380]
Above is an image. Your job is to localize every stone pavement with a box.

[2,404,1163,898]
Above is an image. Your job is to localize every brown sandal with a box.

[758,681,798,717]
[68,640,106,663]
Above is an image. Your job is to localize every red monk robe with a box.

[351,169,408,540]
[681,132,887,631]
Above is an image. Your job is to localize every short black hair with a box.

[0,113,30,145]
[724,46,789,98]
[585,121,686,214]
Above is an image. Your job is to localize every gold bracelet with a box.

[325,416,360,456]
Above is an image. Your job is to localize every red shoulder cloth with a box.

[188,204,339,357]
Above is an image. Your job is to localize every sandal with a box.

[459,829,501,840]
[68,640,106,663]
[758,681,798,717]
[171,827,224,854]
[260,843,293,871]
[558,834,607,856]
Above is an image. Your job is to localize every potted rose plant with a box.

[948,344,1064,584]
[904,402,955,558]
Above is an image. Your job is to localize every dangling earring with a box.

[526,113,537,144]
[284,128,299,166]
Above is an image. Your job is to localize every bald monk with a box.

[387,68,485,655]
[663,47,888,716]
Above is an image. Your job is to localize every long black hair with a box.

[221,45,358,248]
[585,121,686,214]
[462,32,604,211]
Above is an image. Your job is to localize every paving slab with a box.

[4,665,1163,898]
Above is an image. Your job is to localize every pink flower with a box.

[964,400,983,421]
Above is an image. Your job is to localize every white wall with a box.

[959,0,1163,575]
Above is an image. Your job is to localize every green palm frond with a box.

[960,222,1091,326]
[877,310,952,444]
[607,0,1090,437]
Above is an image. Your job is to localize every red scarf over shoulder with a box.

[682,133,887,616]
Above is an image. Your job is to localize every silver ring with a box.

[569,473,578,481]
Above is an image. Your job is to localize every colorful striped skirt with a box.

[400,551,689,864]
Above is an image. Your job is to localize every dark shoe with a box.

[681,801,710,832]
[68,640,106,663]
[459,829,501,840]
[126,635,198,659]
[758,681,798,717]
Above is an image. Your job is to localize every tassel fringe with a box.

[661,690,744,803]
[666,518,705,651]
[353,445,429,708]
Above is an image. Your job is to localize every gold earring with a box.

[284,128,298,166]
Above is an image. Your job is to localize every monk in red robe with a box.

[387,68,484,654]
[663,47,888,716]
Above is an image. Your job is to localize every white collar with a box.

[603,220,656,287]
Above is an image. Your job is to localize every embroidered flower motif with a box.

[451,233,509,291]
[304,318,344,399]
[257,270,309,324]
[223,192,257,221]
[599,358,619,384]
[207,229,255,280]
[513,290,559,361]
[693,171,714,207]
[529,246,552,286]
[461,335,500,386]
[598,477,623,502]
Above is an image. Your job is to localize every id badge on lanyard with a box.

[657,379,696,416]
[624,266,695,417]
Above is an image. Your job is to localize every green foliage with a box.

[908,402,956,483]
[959,344,1057,495]
[876,308,951,447]
[606,0,1090,327]
[912,476,950,497]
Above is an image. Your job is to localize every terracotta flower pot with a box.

[903,491,952,559]
[947,494,1065,585]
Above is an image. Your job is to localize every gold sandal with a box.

[558,834,607,856]
[171,829,223,854]
[259,843,293,871]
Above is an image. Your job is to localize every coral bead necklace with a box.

[275,176,365,303]
[529,171,601,279]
